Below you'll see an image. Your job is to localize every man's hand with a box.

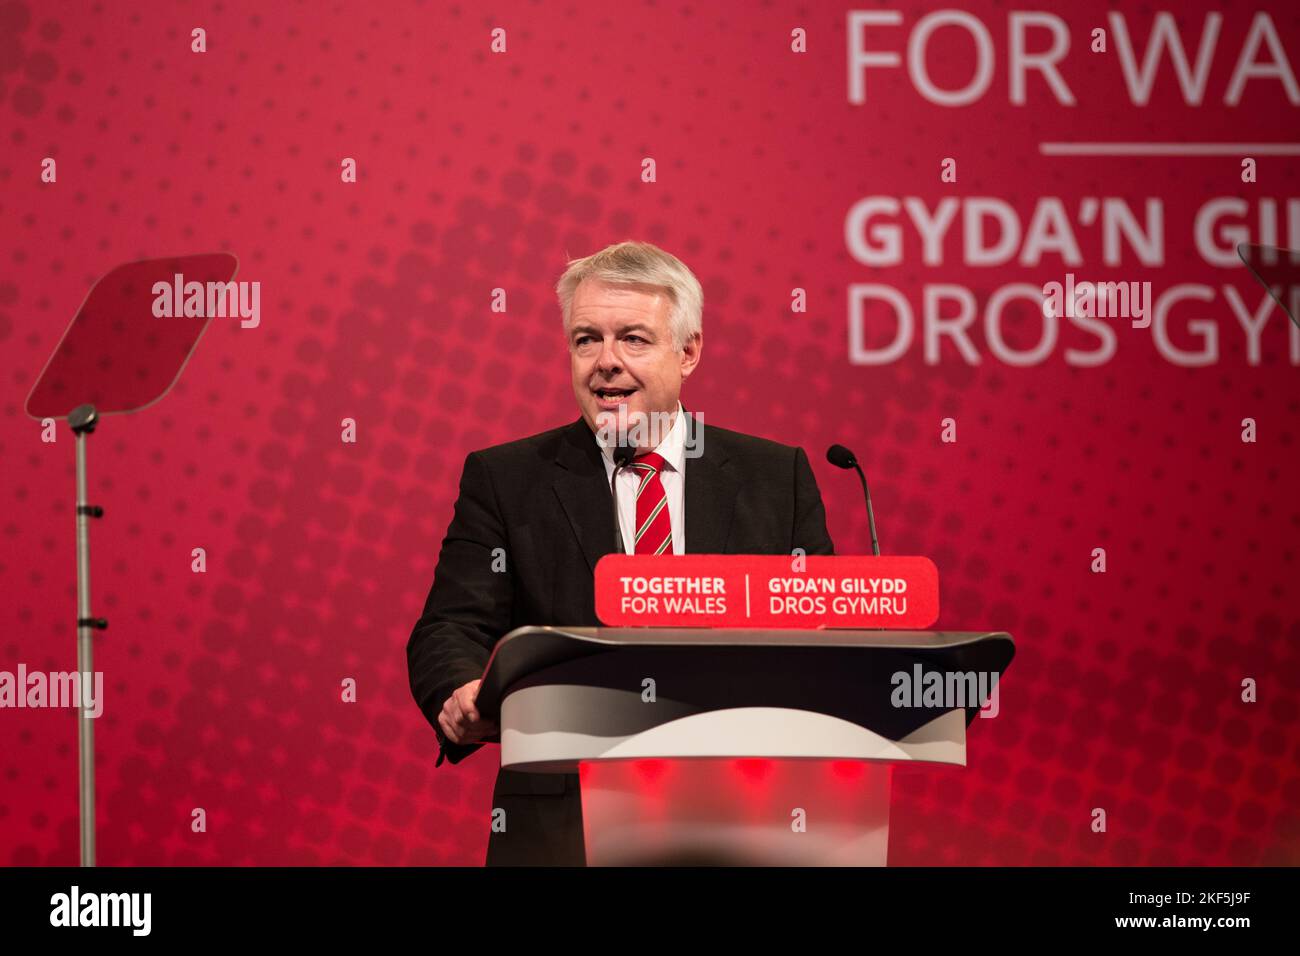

[438,679,498,745]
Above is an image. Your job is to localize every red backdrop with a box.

[1,0,1297,865]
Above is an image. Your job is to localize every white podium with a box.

[473,627,1014,866]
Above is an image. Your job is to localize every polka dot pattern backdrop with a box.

[1,0,1298,865]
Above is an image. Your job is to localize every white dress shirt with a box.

[599,402,687,555]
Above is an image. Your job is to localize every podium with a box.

[473,626,1014,866]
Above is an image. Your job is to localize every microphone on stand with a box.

[611,443,636,553]
[826,444,880,556]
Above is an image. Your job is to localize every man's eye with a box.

[625,335,645,344]
[574,336,592,346]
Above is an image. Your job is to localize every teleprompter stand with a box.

[25,253,238,865]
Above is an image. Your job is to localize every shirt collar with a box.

[598,401,688,473]
[654,402,687,473]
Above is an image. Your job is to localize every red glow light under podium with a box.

[578,757,894,866]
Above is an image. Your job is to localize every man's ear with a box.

[679,332,703,380]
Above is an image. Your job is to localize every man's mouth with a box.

[593,386,637,403]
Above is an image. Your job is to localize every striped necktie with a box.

[628,451,674,555]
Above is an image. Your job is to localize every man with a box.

[407,240,835,865]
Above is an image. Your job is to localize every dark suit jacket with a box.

[406,412,835,863]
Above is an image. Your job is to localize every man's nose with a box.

[595,337,622,373]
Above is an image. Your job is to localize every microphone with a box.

[826,444,880,556]
[611,443,636,553]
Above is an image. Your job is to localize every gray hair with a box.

[555,240,703,351]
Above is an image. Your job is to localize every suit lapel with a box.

[552,418,618,575]
[684,417,738,554]
[552,412,739,564]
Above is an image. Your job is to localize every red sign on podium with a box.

[594,555,939,629]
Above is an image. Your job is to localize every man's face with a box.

[567,279,702,442]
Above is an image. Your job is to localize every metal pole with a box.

[74,426,96,867]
